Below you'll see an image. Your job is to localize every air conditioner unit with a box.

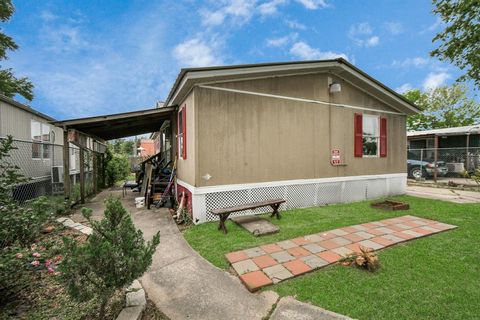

[52,166,64,183]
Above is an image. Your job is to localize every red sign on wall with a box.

[331,149,341,165]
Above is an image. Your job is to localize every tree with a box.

[431,0,480,87]
[0,0,33,100]
[60,197,160,319]
[404,84,480,131]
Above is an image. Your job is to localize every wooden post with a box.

[170,112,177,164]
[92,152,97,194]
[63,129,71,201]
[433,135,439,183]
[79,147,85,204]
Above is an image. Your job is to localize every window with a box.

[362,115,379,157]
[354,113,387,158]
[31,120,51,159]
[178,106,186,159]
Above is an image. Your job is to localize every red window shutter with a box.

[380,117,387,157]
[354,113,363,157]
[182,105,187,159]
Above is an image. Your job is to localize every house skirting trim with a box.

[176,173,407,224]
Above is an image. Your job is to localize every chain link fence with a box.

[407,147,480,180]
[1,137,104,205]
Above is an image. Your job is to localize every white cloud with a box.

[295,0,328,10]
[285,19,307,30]
[384,22,404,35]
[266,33,297,47]
[422,72,450,91]
[395,83,413,94]
[421,17,443,34]
[290,41,348,60]
[392,57,429,68]
[201,0,257,26]
[173,38,222,67]
[258,0,287,15]
[349,22,380,47]
[365,36,379,47]
[266,36,290,47]
[349,22,373,36]
[200,10,226,26]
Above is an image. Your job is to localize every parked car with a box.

[407,152,448,179]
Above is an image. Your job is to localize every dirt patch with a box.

[141,299,170,320]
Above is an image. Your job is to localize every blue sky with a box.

[2,0,470,120]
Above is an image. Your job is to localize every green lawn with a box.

[183,195,480,320]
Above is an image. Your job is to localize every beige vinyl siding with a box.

[194,73,406,187]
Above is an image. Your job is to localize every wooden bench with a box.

[211,199,286,234]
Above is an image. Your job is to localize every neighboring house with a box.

[138,139,155,157]
[160,59,420,223]
[407,125,480,174]
[0,95,80,199]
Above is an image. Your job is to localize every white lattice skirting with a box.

[177,173,407,224]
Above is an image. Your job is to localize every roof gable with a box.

[166,59,420,115]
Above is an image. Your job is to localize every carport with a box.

[52,106,176,203]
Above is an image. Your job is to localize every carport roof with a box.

[52,107,174,140]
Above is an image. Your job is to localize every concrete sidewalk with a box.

[129,202,278,320]
[406,185,480,203]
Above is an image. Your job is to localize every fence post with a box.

[420,148,423,179]
[93,152,97,194]
[80,147,85,204]
[63,129,71,202]
[433,135,438,182]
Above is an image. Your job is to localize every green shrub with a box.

[105,151,130,187]
[0,246,29,304]
[0,137,53,249]
[60,197,160,318]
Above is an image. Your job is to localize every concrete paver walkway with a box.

[406,185,480,203]
[128,200,279,320]
[226,215,457,291]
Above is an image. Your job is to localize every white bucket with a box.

[135,197,145,209]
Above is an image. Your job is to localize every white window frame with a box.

[31,120,51,160]
[362,114,380,158]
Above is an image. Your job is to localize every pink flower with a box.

[32,252,41,258]
[31,260,40,267]
[15,253,23,259]
[45,259,52,267]
[47,267,55,273]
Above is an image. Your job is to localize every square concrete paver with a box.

[317,251,342,263]
[243,247,266,258]
[260,243,283,254]
[225,251,248,264]
[226,215,457,291]
[300,255,329,269]
[231,216,279,236]
[283,259,312,275]
[239,271,272,292]
[331,246,353,257]
[358,240,384,250]
[232,259,259,275]
[302,243,326,254]
[277,240,297,250]
[263,264,294,283]
[287,246,310,258]
[252,255,278,269]
[354,231,375,239]
[271,251,296,263]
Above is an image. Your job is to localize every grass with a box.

[183,195,480,320]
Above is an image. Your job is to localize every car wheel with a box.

[409,167,423,179]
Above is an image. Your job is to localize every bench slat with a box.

[211,199,285,215]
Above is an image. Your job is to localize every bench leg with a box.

[270,204,281,219]
[218,213,230,234]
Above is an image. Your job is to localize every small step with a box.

[231,216,279,236]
